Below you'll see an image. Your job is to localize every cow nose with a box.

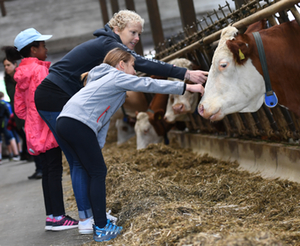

[198,104,204,116]
[172,104,184,113]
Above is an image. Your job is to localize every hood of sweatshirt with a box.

[93,24,122,44]
[14,57,51,91]
[86,63,117,86]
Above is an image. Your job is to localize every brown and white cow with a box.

[198,20,300,121]
[110,91,149,144]
[135,58,199,149]
[135,93,174,149]
[164,58,200,123]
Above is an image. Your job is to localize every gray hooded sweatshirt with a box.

[58,63,186,148]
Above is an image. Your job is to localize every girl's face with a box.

[117,58,136,75]
[123,58,136,75]
[114,22,142,50]
[31,41,48,61]
[3,59,17,77]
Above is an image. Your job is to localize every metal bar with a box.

[280,106,296,132]
[290,5,300,25]
[160,0,299,62]
[263,104,279,132]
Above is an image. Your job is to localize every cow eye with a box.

[218,61,229,71]
[170,96,174,104]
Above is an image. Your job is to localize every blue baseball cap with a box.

[14,28,52,51]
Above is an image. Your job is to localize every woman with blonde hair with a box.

[56,47,204,242]
[35,9,208,234]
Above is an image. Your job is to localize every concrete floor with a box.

[0,158,92,246]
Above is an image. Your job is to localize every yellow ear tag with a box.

[158,115,162,120]
[239,49,245,60]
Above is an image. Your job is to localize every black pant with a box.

[33,155,43,173]
[40,147,65,216]
[56,117,107,228]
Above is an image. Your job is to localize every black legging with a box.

[56,117,107,228]
[40,147,65,216]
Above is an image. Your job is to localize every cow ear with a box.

[154,109,165,121]
[245,19,267,34]
[226,39,249,65]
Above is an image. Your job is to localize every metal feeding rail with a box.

[147,0,300,146]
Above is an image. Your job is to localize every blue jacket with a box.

[58,63,186,148]
[47,24,187,97]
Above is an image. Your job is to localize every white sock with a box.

[54,215,63,221]
[79,216,93,224]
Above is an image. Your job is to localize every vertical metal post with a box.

[177,0,197,32]
[234,0,246,9]
[99,0,109,24]
[145,0,164,48]
[125,0,144,55]
[110,0,119,14]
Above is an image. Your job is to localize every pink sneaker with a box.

[52,215,78,231]
[45,217,53,231]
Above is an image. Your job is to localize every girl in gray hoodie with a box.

[56,47,204,242]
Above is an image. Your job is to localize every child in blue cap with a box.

[2,28,78,231]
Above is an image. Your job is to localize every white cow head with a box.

[115,119,136,145]
[164,58,199,123]
[134,112,163,150]
[164,91,198,123]
[198,26,265,121]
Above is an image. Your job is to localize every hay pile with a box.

[64,129,300,246]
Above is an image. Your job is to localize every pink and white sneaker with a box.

[45,217,53,231]
[52,215,78,231]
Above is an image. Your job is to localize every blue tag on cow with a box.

[264,91,278,108]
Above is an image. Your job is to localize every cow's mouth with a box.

[209,109,222,121]
[198,104,223,121]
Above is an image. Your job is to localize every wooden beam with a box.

[125,0,135,10]
[177,0,197,33]
[99,0,109,24]
[145,0,164,47]
[110,0,119,14]
[0,0,6,17]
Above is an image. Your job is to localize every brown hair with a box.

[103,48,135,67]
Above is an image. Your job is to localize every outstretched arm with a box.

[186,83,205,96]
[185,70,209,84]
